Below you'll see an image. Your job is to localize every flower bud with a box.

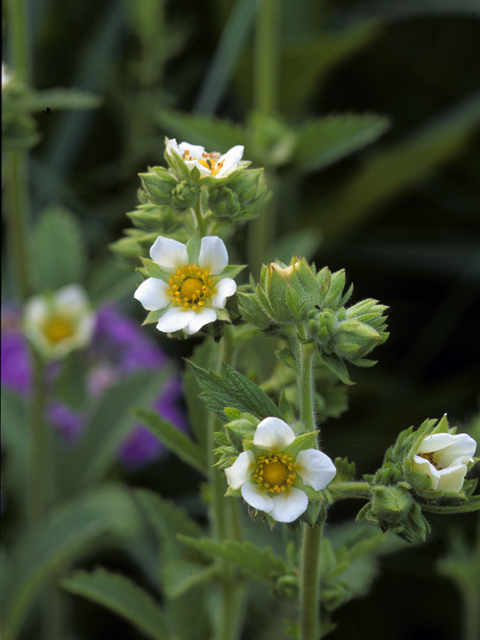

[208,168,269,222]
[170,180,200,210]
[139,167,178,205]
[371,484,413,526]
[208,186,241,220]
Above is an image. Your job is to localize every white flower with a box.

[23,284,95,359]
[2,63,12,89]
[134,235,237,335]
[413,432,477,493]
[166,139,244,179]
[225,417,336,523]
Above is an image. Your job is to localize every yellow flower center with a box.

[418,451,441,469]
[254,453,296,494]
[182,149,225,176]
[43,315,75,344]
[169,265,214,310]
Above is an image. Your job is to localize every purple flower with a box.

[1,307,32,394]
[48,402,84,443]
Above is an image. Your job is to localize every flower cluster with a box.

[225,417,336,523]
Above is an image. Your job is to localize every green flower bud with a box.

[170,180,200,209]
[208,186,241,220]
[237,291,273,330]
[371,484,413,526]
[139,167,178,205]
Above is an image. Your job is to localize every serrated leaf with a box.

[61,568,174,640]
[2,486,139,640]
[177,536,289,587]
[332,457,356,483]
[134,409,207,475]
[156,109,244,154]
[293,114,390,174]
[31,207,87,291]
[187,361,284,423]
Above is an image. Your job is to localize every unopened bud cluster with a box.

[238,256,389,383]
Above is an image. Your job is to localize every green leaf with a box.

[320,353,354,386]
[31,207,87,291]
[311,92,480,240]
[332,457,356,483]
[16,88,101,113]
[282,431,319,459]
[177,536,289,587]
[56,370,170,497]
[156,109,244,153]
[55,351,87,411]
[2,486,139,640]
[293,114,390,174]
[133,409,208,475]
[187,361,284,423]
[61,569,174,640]
[163,560,217,599]
[0,388,30,496]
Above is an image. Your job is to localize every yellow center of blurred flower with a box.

[43,315,75,344]
[169,265,214,310]
[254,453,296,494]
[182,149,225,176]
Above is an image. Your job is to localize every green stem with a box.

[295,328,316,432]
[7,0,30,84]
[207,333,245,640]
[328,482,372,501]
[192,196,208,236]
[300,523,323,640]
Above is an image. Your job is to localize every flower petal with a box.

[178,142,206,159]
[269,487,308,523]
[134,278,170,311]
[437,464,468,493]
[55,284,89,312]
[165,138,180,155]
[216,146,244,177]
[150,236,188,272]
[253,417,296,452]
[241,481,275,513]
[413,455,441,489]
[24,296,48,324]
[211,278,237,308]
[156,307,194,333]
[225,451,256,490]
[295,449,337,491]
[198,236,228,274]
[431,433,476,468]
[184,307,217,334]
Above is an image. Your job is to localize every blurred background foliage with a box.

[2,0,480,639]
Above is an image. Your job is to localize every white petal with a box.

[156,307,194,333]
[412,455,441,489]
[55,284,89,312]
[134,278,170,311]
[150,236,188,272]
[184,307,217,334]
[198,236,228,274]
[241,481,275,513]
[178,142,206,159]
[211,278,236,308]
[417,433,458,454]
[193,161,213,178]
[295,449,337,491]
[74,312,96,347]
[253,417,296,452]
[269,487,309,523]
[437,464,468,493]
[433,434,476,468]
[24,295,48,324]
[165,138,180,155]
[216,146,244,177]
[225,451,256,490]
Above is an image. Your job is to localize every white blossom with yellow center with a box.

[166,139,244,179]
[225,417,337,523]
[134,235,237,335]
[23,284,95,359]
[412,432,476,493]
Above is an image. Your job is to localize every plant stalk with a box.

[300,522,323,640]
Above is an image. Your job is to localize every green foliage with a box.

[188,360,284,423]
[293,114,390,174]
[55,370,170,498]
[134,408,208,475]
[30,207,87,292]
[0,389,30,499]
[2,486,139,640]
[62,568,175,640]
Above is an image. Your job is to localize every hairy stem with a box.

[329,481,372,501]
[300,523,323,640]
